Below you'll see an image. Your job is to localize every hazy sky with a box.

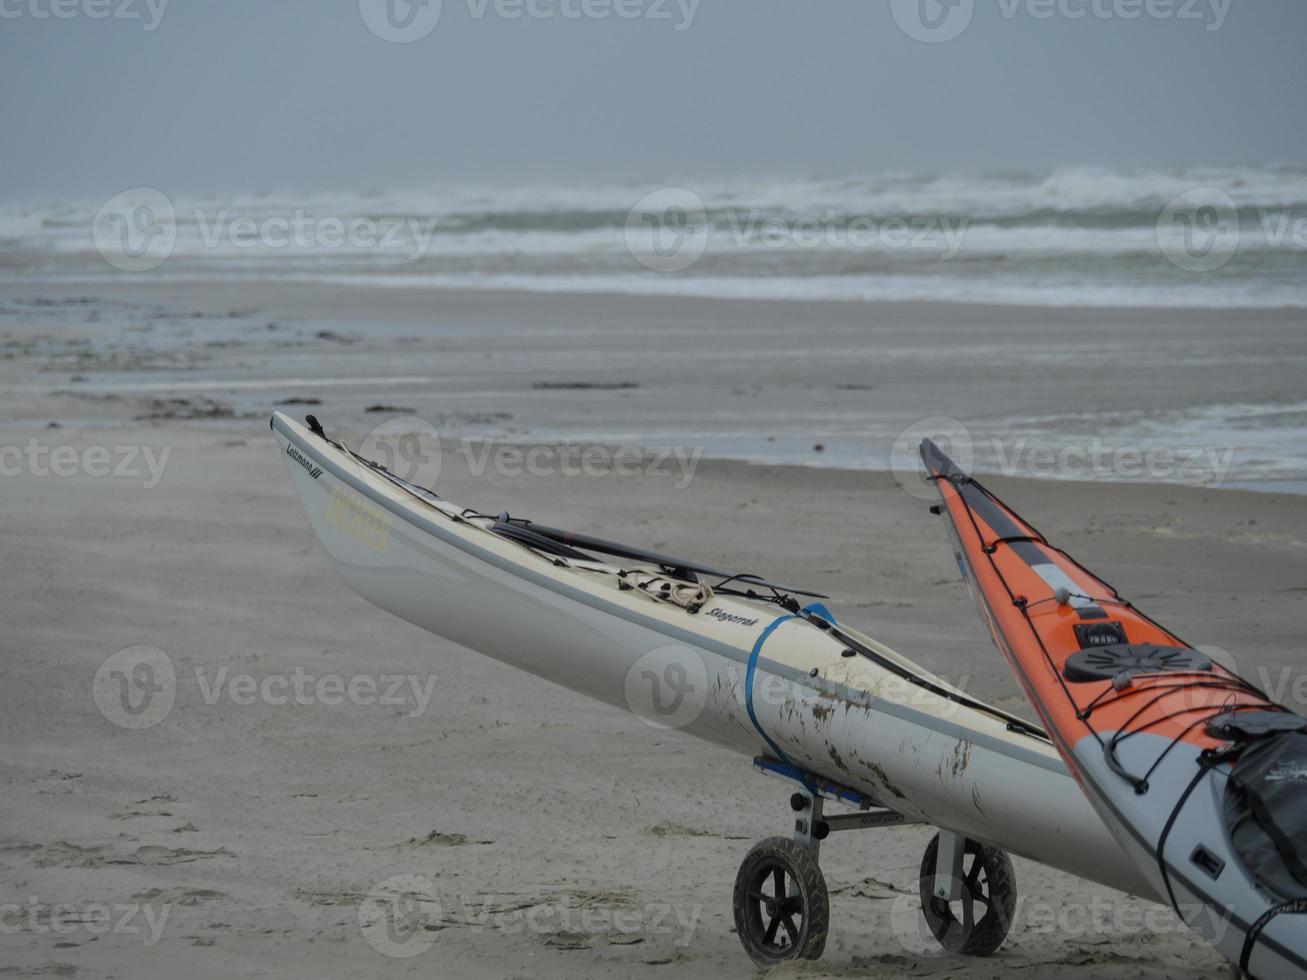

[2,0,1304,198]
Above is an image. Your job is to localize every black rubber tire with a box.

[733,836,829,966]
[918,833,1016,957]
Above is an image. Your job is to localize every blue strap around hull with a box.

[744,603,836,773]
[803,602,836,625]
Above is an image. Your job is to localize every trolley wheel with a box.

[733,836,829,966]
[918,832,1016,956]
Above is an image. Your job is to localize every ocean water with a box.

[4,166,1306,491]
[2,165,1306,308]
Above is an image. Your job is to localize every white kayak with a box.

[271,411,1160,961]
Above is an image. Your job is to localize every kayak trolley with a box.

[734,757,1017,966]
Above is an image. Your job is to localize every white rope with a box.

[619,570,713,612]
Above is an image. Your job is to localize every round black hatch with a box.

[1063,643,1212,683]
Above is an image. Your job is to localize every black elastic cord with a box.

[796,610,1049,741]
[948,475,1103,747]
[1100,681,1276,790]
[1155,760,1215,916]
[937,465,1280,790]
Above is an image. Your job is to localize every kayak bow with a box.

[921,438,1307,979]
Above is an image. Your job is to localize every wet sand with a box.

[3,282,1305,978]
[3,280,1304,484]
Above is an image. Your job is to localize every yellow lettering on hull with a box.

[323,482,391,552]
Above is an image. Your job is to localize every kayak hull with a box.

[272,412,1157,900]
[1075,734,1304,979]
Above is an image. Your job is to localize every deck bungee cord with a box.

[925,455,1283,790]
[303,415,830,607]
[789,605,1050,741]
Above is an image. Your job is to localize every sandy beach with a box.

[3,282,1305,979]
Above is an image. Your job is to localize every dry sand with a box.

[3,282,1304,979]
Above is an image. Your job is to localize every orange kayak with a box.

[921,439,1307,979]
